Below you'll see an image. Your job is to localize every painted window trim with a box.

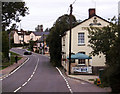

[78,32,85,45]
[78,43,85,46]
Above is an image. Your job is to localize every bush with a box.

[35,50,39,53]
[13,44,23,47]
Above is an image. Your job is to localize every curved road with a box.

[2,48,108,93]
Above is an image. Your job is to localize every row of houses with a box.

[61,8,110,74]
[10,27,49,54]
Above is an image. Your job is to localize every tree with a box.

[88,17,120,93]
[2,2,29,31]
[2,31,9,62]
[29,40,35,51]
[46,14,78,67]
[88,20,117,65]
[44,28,50,32]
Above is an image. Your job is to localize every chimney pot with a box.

[89,8,96,18]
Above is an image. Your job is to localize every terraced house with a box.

[61,8,110,74]
[11,28,49,54]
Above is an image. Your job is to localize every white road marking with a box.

[30,74,33,78]
[56,67,73,94]
[32,71,35,75]
[22,82,27,87]
[0,58,30,81]
[14,57,39,92]
[14,87,21,93]
[27,78,31,82]
[81,82,86,84]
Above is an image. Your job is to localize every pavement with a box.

[68,74,98,84]
[0,56,28,79]
[63,70,112,92]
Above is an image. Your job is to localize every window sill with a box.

[78,44,85,46]
[78,64,86,66]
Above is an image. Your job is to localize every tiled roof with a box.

[37,32,50,42]
[33,32,42,36]
[16,31,30,35]
[33,31,49,36]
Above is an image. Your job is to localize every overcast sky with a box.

[18,0,120,31]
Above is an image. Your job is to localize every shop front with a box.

[66,53,92,74]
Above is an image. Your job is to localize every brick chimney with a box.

[89,8,96,18]
[40,25,43,32]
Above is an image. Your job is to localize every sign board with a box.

[9,53,11,57]
[72,66,92,73]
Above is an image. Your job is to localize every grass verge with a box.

[0,51,22,70]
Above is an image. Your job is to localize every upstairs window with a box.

[78,33,85,45]
[21,35,23,38]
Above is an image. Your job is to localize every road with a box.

[2,48,108,93]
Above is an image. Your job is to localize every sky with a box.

[18,0,120,31]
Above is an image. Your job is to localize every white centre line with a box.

[56,67,73,94]
[14,57,39,93]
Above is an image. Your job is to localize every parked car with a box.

[24,51,32,55]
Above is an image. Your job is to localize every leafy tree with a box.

[2,31,9,62]
[2,2,29,31]
[46,14,78,67]
[44,28,50,32]
[88,19,117,64]
[88,17,120,93]
[29,40,35,51]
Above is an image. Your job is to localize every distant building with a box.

[61,8,110,74]
[13,30,31,44]
[33,32,50,54]
[30,32,42,41]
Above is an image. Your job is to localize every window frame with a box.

[78,32,85,46]
[78,52,86,65]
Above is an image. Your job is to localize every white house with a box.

[13,30,30,44]
[12,30,42,44]
[29,32,41,41]
[61,9,110,74]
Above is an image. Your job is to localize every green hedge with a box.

[13,43,29,47]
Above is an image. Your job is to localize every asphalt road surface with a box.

[2,48,108,93]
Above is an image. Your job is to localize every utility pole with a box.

[23,31,24,49]
[118,1,120,36]
[68,4,73,75]
[118,1,120,60]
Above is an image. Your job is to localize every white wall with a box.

[24,35,30,43]
[14,32,20,44]
[62,16,109,67]
[30,33,36,41]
